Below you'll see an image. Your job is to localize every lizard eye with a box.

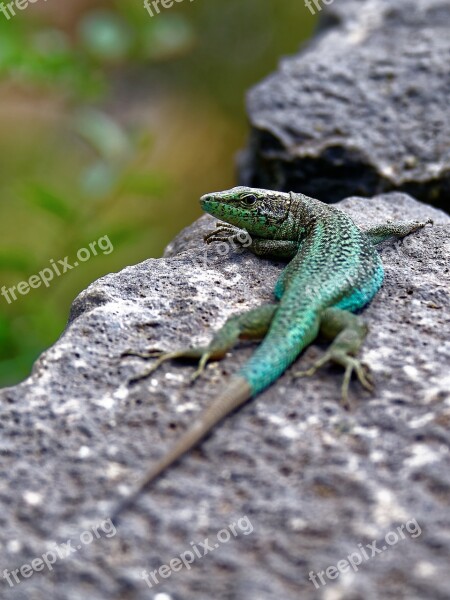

[241,194,257,207]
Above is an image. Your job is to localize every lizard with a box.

[112,186,432,520]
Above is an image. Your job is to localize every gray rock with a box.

[240,0,450,210]
[0,193,449,600]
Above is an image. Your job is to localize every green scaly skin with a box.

[113,187,432,520]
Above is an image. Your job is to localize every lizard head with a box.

[200,186,291,238]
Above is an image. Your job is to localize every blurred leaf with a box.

[142,15,196,61]
[79,161,119,198]
[75,109,132,162]
[22,183,75,222]
[78,10,134,63]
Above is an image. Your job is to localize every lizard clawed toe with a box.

[293,353,330,379]
[340,358,374,409]
[357,361,374,391]
[204,223,246,245]
[127,353,174,383]
[121,349,164,359]
[293,351,374,408]
[189,352,213,383]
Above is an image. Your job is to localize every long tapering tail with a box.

[111,376,252,522]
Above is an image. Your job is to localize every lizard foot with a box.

[293,352,374,409]
[123,347,213,384]
[204,222,250,246]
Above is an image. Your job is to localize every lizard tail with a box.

[111,376,252,522]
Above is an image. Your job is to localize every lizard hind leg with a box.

[365,218,432,245]
[125,303,278,384]
[293,307,373,409]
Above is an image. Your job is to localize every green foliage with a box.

[0,20,102,97]
[23,183,76,222]
[0,2,200,385]
[0,3,196,97]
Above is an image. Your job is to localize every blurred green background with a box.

[0,0,315,387]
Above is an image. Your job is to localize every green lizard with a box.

[113,186,431,519]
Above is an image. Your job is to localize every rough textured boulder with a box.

[240,0,450,210]
[1,193,449,600]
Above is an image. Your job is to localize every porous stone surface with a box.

[0,193,449,600]
[240,0,450,210]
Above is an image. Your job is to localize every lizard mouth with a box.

[199,194,210,208]
[199,194,220,214]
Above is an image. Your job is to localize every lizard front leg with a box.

[205,222,299,259]
[124,304,278,384]
[293,307,373,409]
